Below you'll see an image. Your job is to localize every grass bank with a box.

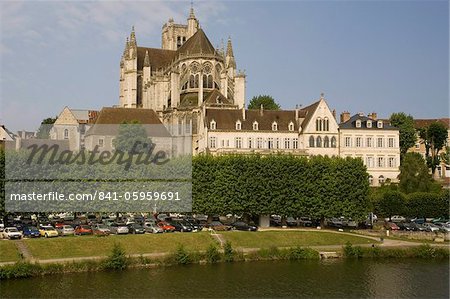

[24,233,216,260]
[1,243,448,280]
[220,231,377,249]
[0,242,21,263]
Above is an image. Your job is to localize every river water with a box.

[1,259,449,298]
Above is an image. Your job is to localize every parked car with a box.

[127,223,145,234]
[397,222,413,231]
[207,221,232,231]
[92,224,111,236]
[389,215,406,223]
[157,221,176,232]
[231,221,258,231]
[384,222,400,230]
[143,222,163,234]
[108,223,129,235]
[169,220,193,232]
[408,222,426,231]
[22,226,40,238]
[39,226,59,238]
[2,227,23,239]
[298,217,313,227]
[422,223,440,232]
[326,218,343,228]
[342,218,358,228]
[438,224,450,233]
[184,219,203,231]
[56,225,75,236]
[411,218,425,224]
[74,225,93,235]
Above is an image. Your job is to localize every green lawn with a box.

[0,241,21,262]
[24,233,216,260]
[220,231,377,249]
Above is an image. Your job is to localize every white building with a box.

[339,112,400,186]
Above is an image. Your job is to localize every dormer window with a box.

[210,120,216,130]
[356,120,362,128]
[288,122,294,131]
[253,121,259,131]
[272,122,278,131]
[377,120,383,128]
[236,120,242,130]
[367,120,372,128]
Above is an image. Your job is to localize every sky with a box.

[0,0,448,132]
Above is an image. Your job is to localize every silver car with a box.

[143,222,163,233]
[108,223,129,234]
[57,225,75,236]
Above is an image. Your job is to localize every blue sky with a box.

[0,0,448,132]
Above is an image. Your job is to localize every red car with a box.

[384,222,400,231]
[75,225,93,235]
[157,221,175,232]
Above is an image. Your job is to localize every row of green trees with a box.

[192,154,370,222]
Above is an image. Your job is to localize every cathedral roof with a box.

[203,89,234,107]
[177,29,216,56]
[137,47,176,71]
[205,109,303,131]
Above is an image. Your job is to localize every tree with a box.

[36,117,57,139]
[112,120,149,153]
[389,113,416,159]
[398,153,440,194]
[248,95,281,110]
[419,122,448,174]
[406,192,443,219]
[372,190,406,221]
[440,146,450,165]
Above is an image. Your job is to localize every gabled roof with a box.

[203,90,234,107]
[340,114,398,130]
[414,118,449,130]
[137,47,177,71]
[299,100,321,130]
[0,125,15,140]
[86,107,169,137]
[205,109,300,131]
[177,29,215,56]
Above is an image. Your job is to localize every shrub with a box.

[206,244,221,263]
[287,247,320,260]
[223,241,234,262]
[103,243,128,270]
[174,245,191,265]
[413,244,449,259]
[343,242,363,258]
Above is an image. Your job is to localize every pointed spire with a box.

[129,26,136,45]
[144,50,150,67]
[226,36,234,57]
[189,0,196,19]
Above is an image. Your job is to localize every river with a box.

[1,259,449,298]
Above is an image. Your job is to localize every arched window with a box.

[189,75,195,88]
[324,136,329,148]
[64,129,69,139]
[272,122,278,131]
[309,136,315,147]
[253,121,258,131]
[378,175,385,185]
[236,121,241,130]
[324,118,329,131]
[331,136,337,148]
[356,120,362,128]
[194,74,199,88]
[316,136,322,147]
[288,122,294,131]
[210,120,216,130]
[202,74,213,88]
[367,120,372,128]
[207,75,213,88]
[368,176,373,185]
[316,118,322,131]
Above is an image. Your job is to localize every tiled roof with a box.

[203,90,234,107]
[205,108,302,131]
[340,114,398,130]
[414,118,450,129]
[137,47,176,71]
[86,107,169,137]
[177,29,215,56]
[299,100,320,129]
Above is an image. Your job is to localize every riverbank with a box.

[1,241,449,280]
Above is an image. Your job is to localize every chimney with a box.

[260,104,263,116]
[340,111,350,123]
[368,112,377,120]
[332,109,336,120]
[242,107,246,120]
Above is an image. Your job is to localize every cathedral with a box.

[119,7,245,151]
